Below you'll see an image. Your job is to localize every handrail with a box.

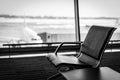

[109,40,120,42]
[3,40,120,47]
[3,42,62,46]
[0,45,81,56]
[0,40,120,56]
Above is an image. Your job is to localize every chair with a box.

[47,25,116,79]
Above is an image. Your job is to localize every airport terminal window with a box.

[0,0,120,57]
[79,0,120,41]
[0,0,75,47]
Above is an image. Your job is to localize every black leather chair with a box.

[47,25,116,80]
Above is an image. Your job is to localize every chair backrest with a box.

[79,25,116,66]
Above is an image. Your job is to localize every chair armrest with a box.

[55,42,82,55]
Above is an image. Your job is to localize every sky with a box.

[0,0,120,17]
[0,0,74,17]
[79,0,120,17]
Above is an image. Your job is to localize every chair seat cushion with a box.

[78,53,99,67]
[47,53,87,66]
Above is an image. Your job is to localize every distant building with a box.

[38,32,75,43]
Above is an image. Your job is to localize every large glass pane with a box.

[0,0,75,47]
[79,0,120,41]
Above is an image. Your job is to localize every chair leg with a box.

[47,73,63,80]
